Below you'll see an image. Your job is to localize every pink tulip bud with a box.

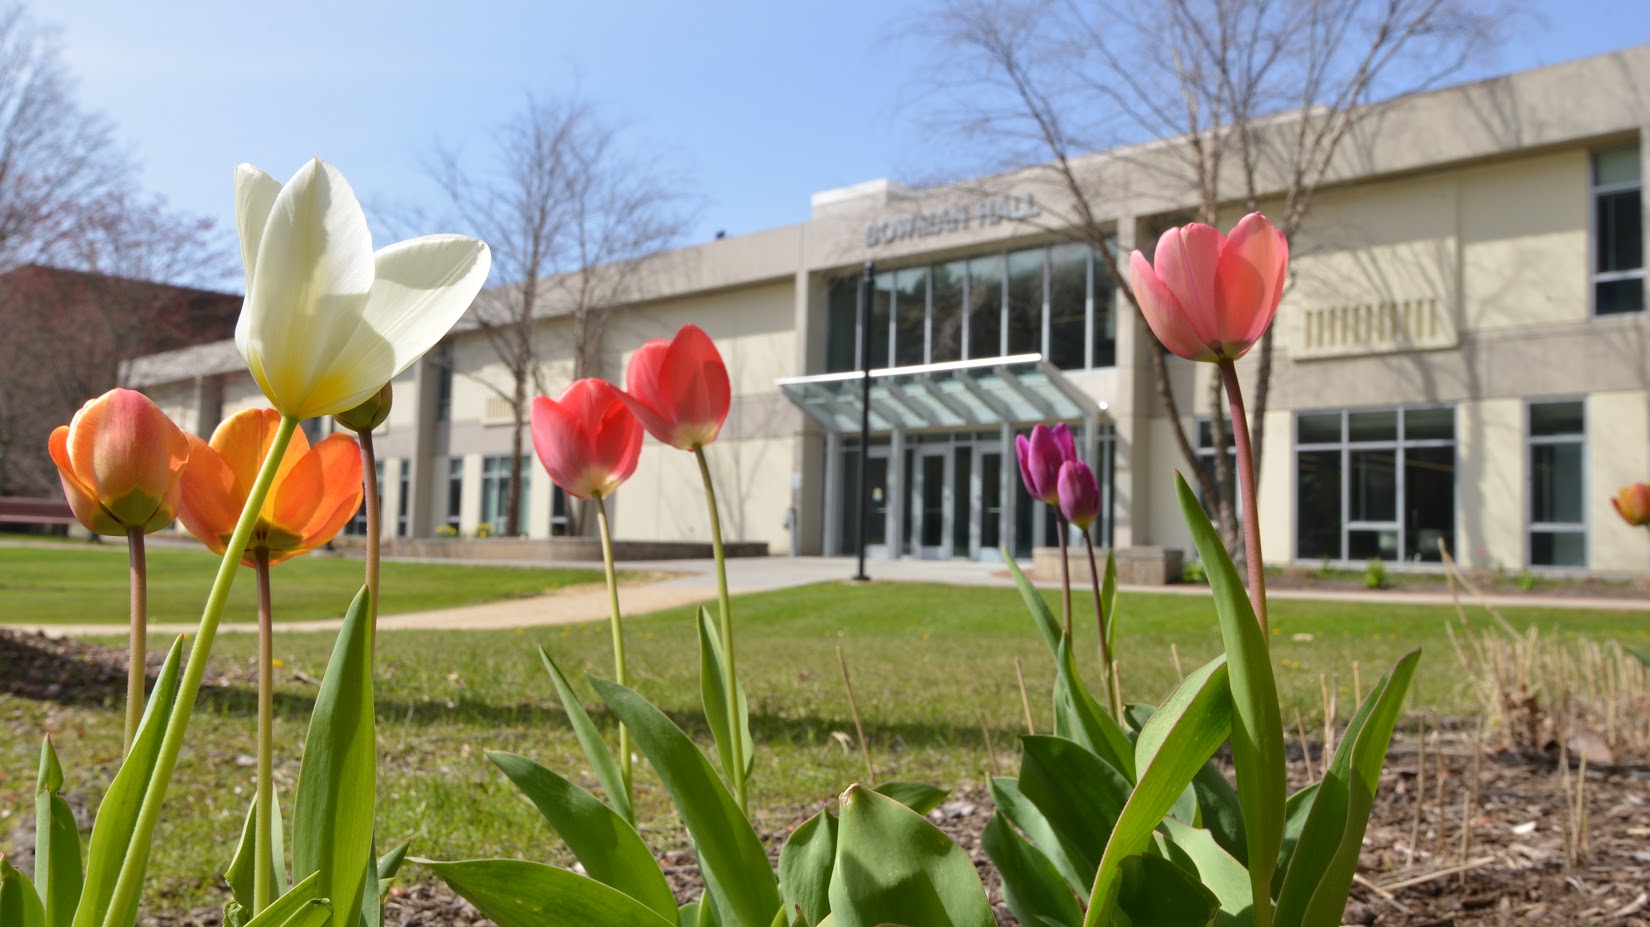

[1015,422,1076,505]
[48,388,191,536]
[1613,483,1650,527]
[1057,459,1101,531]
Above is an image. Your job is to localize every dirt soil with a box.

[5,630,1647,926]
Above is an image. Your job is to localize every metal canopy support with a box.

[995,365,1058,419]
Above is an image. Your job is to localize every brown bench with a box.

[0,496,77,528]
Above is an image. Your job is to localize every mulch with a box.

[4,630,1647,926]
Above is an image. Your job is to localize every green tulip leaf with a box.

[989,777,1088,896]
[1274,649,1419,927]
[488,751,678,924]
[1101,549,1119,659]
[1,855,46,927]
[1627,645,1650,669]
[70,635,183,927]
[540,647,633,824]
[1159,818,1255,927]
[827,785,993,927]
[1005,552,1063,659]
[1018,736,1131,886]
[1054,636,1137,780]
[234,871,327,927]
[225,786,287,911]
[981,811,1083,927]
[872,781,949,816]
[593,678,780,927]
[35,736,82,927]
[1114,854,1219,927]
[1086,655,1232,926]
[1175,473,1286,920]
[415,858,676,927]
[699,607,754,783]
[1193,759,1248,866]
[1271,784,1319,898]
[292,586,377,927]
[777,809,836,926]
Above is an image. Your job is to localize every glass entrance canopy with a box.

[777,354,1101,433]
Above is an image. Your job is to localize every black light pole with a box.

[852,260,874,582]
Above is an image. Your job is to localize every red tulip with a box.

[532,379,644,500]
[48,388,190,535]
[1057,459,1101,531]
[1613,483,1650,527]
[1129,213,1288,364]
[620,324,731,450]
[177,408,363,566]
[1015,422,1076,505]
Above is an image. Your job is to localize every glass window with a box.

[966,254,1004,359]
[343,460,382,537]
[1293,406,1456,563]
[826,277,858,373]
[549,484,570,537]
[1529,400,1585,567]
[1006,249,1044,356]
[434,343,453,422]
[1593,144,1644,316]
[894,267,928,367]
[870,273,893,369]
[480,454,532,535]
[397,459,410,537]
[446,458,463,531]
[931,260,966,364]
[1092,254,1116,369]
[1048,244,1089,370]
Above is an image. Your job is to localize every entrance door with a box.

[914,448,950,559]
[976,447,1002,560]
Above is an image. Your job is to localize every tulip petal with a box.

[620,340,680,445]
[1130,251,1217,363]
[593,392,644,486]
[234,164,281,297]
[1058,459,1100,531]
[316,234,492,417]
[65,390,189,529]
[210,408,306,512]
[49,426,125,535]
[176,437,242,556]
[532,395,595,498]
[1152,223,1225,348]
[659,324,731,447]
[1215,213,1288,355]
[241,159,376,418]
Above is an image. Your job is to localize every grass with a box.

[0,543,605,624]
[2,577,1648,911]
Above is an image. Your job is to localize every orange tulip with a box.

[619,324,731,450]
[177,408,363,566]
[48,388,190,535]
[1129,212,1288,364]
[1613,483,1650,527]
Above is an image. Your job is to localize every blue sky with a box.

[45,0,1650,287]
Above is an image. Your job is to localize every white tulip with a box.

[233,158,490,419]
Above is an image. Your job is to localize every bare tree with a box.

[0,5,126,268]
[428,96,691,536]
[918,0,1506,552]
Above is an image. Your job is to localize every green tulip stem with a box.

[592,493,632,803]
[694,444,746,813]
[102,413,298,927]
[253,546,274,915]
[1219,358,1269,640]
[124,527,147,753]
[1082,532,1118,718]
[1056,511,1072,641]
[360,429,381,636]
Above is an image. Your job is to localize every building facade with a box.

[132,46,1650,574]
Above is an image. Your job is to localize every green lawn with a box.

[0,544,604,624]
[2,578,1647,911]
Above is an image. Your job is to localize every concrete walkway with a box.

[9,552,1648,639]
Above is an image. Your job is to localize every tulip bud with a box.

[1015,422,1076,505]
[1057,459,1101,531]
[334,383,393,433]
[48,388,191,536]
[1612,483,1650,527]
[617,324,731,450]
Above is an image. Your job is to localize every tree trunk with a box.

[506,377,526,537]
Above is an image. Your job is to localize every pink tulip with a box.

[620,324,731,450]
[532,379,644,500]
[1015,422,1076,505]
[1057,460,1101,532]
[1129,213,1288,363]
[48,388,191,535]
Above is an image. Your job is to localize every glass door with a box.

[914,448,950,559]
[977,448,1002,560]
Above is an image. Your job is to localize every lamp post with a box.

[853,260,874,582]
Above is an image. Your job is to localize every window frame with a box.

[1292,405,1458,564]
[1526,398,1587,569]
[1590,142,1645,317]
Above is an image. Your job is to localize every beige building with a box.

[132,45,1650,574]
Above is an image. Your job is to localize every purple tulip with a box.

[1058,459,1100,531]
[1015,422,1076,505]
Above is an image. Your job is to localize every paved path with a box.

[8,552,1648,639]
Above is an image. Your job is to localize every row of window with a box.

[1593,144,1644,316]
[825,243,1117,374]
[1293,401,1587,568]
[446,454,570,535]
